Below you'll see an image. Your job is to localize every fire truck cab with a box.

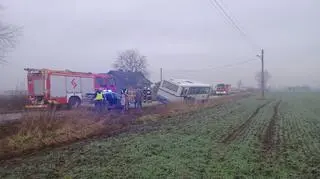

[215,83,231,95]
[24,68,116,109]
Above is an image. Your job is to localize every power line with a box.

[209,0,247,38]
[207,0,260,50]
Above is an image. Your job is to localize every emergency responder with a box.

[94,89,104,112]
[135,88,143,109]
[146,87,152,103]
[143,87,147,103]
[121,88,129,113]
[103,90,114,110]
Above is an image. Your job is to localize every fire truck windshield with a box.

[216,84,225,88]
[108,78,116,86]
[95,77,108,87]
[95,77,115,88]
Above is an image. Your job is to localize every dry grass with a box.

[137,94,250,123]
[0,110,106,160]
[0,95,26,113]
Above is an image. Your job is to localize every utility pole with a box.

[261,49,265,98]
[160,68,163,82]
[237,80,242,89]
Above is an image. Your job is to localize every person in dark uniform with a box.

[143,87,147,103]
[146,87,152,103]
[103,90,114,110]
[135,88,143,109]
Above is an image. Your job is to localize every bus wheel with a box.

[68,96,81,109]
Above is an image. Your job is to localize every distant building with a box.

[107,70,152,93]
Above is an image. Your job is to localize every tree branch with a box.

[113,49,149,76]
[0,22,21,64]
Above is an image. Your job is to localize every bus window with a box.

[188,87,210,95]
[205,87,210,94]
[188,87,200,95]
[200,87,210,94]
[162,80,179,92]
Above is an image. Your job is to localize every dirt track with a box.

[262,100,282,154]
[221,99,274,144]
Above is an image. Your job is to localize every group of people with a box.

[120,88,143,112]
[94,87,148,113]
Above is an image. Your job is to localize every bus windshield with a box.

[162,80,179,92]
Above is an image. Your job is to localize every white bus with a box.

[156,79,211,103]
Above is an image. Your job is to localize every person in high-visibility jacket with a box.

[94,90,104,112]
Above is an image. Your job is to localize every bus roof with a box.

[166,79,211,87]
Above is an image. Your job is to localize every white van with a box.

[157,79,211,103]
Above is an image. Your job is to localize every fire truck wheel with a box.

[68,96,81,109]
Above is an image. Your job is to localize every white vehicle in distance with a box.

[157,79,211,103]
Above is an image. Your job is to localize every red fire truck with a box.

[24,68,116,108]
[215,83,231,95]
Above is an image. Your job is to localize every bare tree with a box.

[255,70,271,89]
[113,49,148,76]
[0,7,20,64]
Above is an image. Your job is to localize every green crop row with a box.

[278,93,320,177]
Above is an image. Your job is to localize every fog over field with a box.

[0,0,319,90]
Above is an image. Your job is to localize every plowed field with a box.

[1,92,320,178]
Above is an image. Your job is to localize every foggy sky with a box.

[1,0,319,90]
